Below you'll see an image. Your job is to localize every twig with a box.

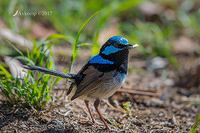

[116,88,159,97]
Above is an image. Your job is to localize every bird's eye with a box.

[113,43,124,49]
[113,43,118,47]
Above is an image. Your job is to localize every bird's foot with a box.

[105,126,118,131]
[92,119,115,131]
[92,119,104,126]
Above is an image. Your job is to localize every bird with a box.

[23,36,138,130]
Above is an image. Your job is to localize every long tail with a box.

[23,65,76,79]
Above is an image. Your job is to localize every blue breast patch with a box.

[102,45,122,55]
[121,72,127,79]
[89,54,114,64]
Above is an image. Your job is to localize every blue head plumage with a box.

[109,36,129,45]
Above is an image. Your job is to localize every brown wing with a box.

[71,65,111,100]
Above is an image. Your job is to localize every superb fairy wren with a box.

[23,36,138,130]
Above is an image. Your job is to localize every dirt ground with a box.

[0,49,200,132]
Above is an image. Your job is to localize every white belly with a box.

[84,71,126,100]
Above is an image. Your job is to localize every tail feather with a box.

[23,65,76,79]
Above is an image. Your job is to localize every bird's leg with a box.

[84,100,96,123]
[84,100,103,126]
[94,99,110,130]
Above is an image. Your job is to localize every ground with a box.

[0,49,200,132]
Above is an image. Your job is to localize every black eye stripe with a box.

[100,40,127,53]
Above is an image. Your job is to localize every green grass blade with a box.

[190,114,200,133]
[92,32,100,56]
[0,65,12,78]
[2,37,24,57]
[70,10,101,72]
[46,34,69,41]
[14,56,35,66]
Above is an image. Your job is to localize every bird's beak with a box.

[127,44,139,49]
